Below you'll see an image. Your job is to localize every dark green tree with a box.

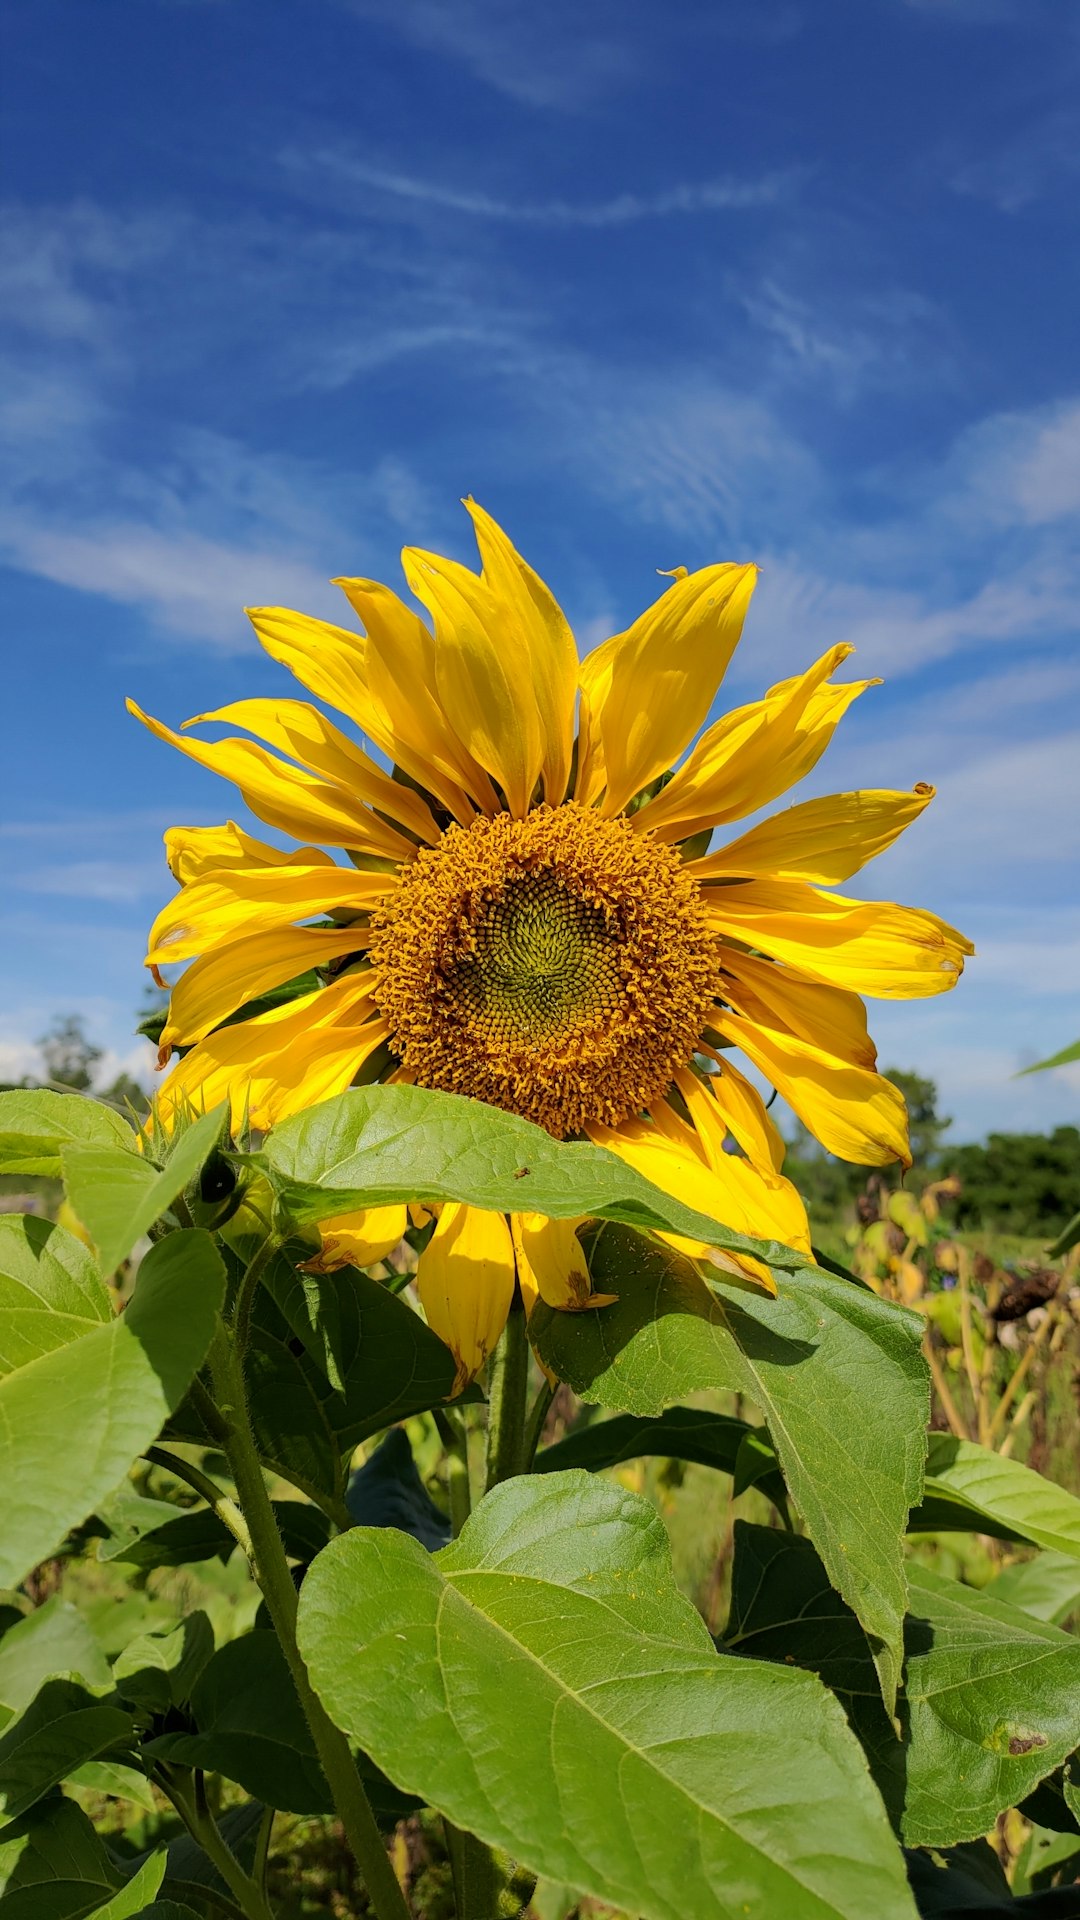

[35,1014,102,1093]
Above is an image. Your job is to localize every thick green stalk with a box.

[484,1304,530,1491]
[207,1323,412,1920]
[154,1763,275,1920]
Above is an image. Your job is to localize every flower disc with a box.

[370,804,723,1137]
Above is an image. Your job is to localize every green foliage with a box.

[298,1474,919,1920]
[1,1078,1078,1918]
[942,1128,1080,1237]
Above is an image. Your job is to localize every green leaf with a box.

[532,1225,927,1715]
[83,1851,166,1920]
[0,1217,112,1376]
[726,1521,1080,1848]
[112,1612,215,1716]
[64,1759,156,1811]
[0,1229,226,1590]
[245,1328,342,1501]
[991,1554,1080,1625]
[297,1266,461,1447]
[262,1249,347,1390]
[298,1471,918,1920]
[1019,1038,1080,1074]
[146,1631,414,1828]
[1048,1210,1080,1261]
[0,1089,135,1179]
[147,1630,329,1815]
[95,1498,232,1569]
[345,1428,451,1550]
[0,1599,112,1713]
[62,1104,228,1276]
[256,1084,806,1268]
[0,1795,124,1918]
[534,1405,765,1482]
[913,1437,1080,1558]
[0,1679,134,1825]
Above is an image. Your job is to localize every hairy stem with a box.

[143,1444,252,1557]
[522,1379,555,1471]
[434,1408,472,1538]
[154,1762,275,1920]
[485,1304,530,1492]
[207,1323,412,1920]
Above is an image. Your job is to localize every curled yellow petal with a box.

[153,979,388,1132]
[704,879,973,999]
[464,499,578,807]
[721,1010,911,1168]
[673,1063,787,1176]
[597,563,757,817]
[636,645,876,842]
[302,1203,408,1274]
[415,1203,516,1394]
[333,576,498,818]
[720,950,877,1069]
[696,786,935,886]
[246,605,370,734]
[187,698,440,843]
[128,700,418,862]
[147,862,390,967]
[164,821,307,885]
[160,925,371,1052]
[401,546,543,818]
[511,1213,612,1312]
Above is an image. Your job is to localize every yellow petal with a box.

[510,1213,609,1311]
[720,949,877,1069]
[704,879,973,999]
[401,545,543,817]
[187,698,440,844]
[246,605,371,735]
[415,1203,515,1393]
[721,1009,912,1168]
[128,700,417,862]
[589,1121,810,1279]
[696,786,935,886]
[164,821,308,885]
[636,644,877,842]
[596,563,757,817]
[302,1203,408,1274]
[333,577,498,817]
[153,978,388,1132]
[160,925,372,1051]
[673,1063,787,1175]
[147,862,390,966]
[464,499,578,807]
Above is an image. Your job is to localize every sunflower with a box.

[130,501,971,1389]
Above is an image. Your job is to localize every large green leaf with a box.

[62,1105,227,1276]
[904,1839,1080,1915]
[0,1230,225,1589]
[532,1225,927,1714]
[0,1217,112,1376]
[0,1679,133,1825]
[913,1437,1080,1557]
[146,1630,330,1815]
[0,1090,135,1179]
[727,1522,1080,1847]
[255,1084,806,1267]
[0,1795,124,1919]
[0,1599,112,1713]
[293,1266,461,1447]
[298,1471,917,1920]
[245,1328,342,1500]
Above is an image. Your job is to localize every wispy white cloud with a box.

[334,0,641,110]
[285,150,793,227]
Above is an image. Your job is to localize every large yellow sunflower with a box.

[131,501,971,1388]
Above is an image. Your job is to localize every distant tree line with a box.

[783,1067,1079,1238]
[0,1013,149,1116]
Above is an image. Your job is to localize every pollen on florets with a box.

[369,803,722,1137]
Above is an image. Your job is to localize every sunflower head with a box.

[131,499,971,1385]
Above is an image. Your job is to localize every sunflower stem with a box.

[206,1321,411,1920]
[485,1303,530,1491]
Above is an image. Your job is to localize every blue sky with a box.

[1,0,1078,1144]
